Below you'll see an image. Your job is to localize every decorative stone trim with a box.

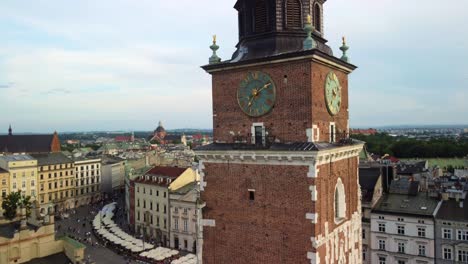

[309,185,318,201]
[306,213,318,224]
[199,161,207,191]
[307,163,319,178]
[195,143,363,167]
[307,252,320,264]
[201,219,216,227]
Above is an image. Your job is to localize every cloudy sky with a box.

[1,0,467,133]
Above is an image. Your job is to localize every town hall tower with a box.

[195,0,364,263]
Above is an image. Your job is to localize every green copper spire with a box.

[303,14,317,50]
[340,36,350,62]
[209,35,221,64]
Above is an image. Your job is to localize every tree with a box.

[2,191,32,220]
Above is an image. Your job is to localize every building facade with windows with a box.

[0,155,38,200]
[370,193,439,264]
[74,158,101,207]
[169,179,199,253]
[133,166,189,246]
[435,198,468,263]
[0,168,9,213]
[31,153,75,213]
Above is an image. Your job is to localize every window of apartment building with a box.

[378,223,386,232]
[12,182,16,189]
[397,225,405,235]
[444,247,452,260]
[137,211,140,221]
[143,200,146,209]
[40,174,43,180]
[60,180,63,187]
[31,190,35,197]
[174,218,179,230]
[150,202,153,210]
[418,227,426,237]
[54,182,58,188]
[378,239,385,250]
[150,189,152,195]
[22,181,26,188]
[48,173,51,179]
[398,242,405,253]
[378,256,386,264]
[459,250,468,262]
[137,199,140,207]
[183,219,188,232]
[31,171,34,176]
[418,244,426,256]
[143,188,145,194]
[362,229,366,239]
[22,172,25,177]
[49,183,52,189]
[157,217,160,227]
[164,218,167,229]
[137,187,139,193]
[40,184,44,191]
[164,205,167,214]
[1,189,6,197]
[156,190,159,196]
[54,172,57,178]
[183,208,188,214]
[397,261,405,264]
[12,173,16,179]
[443,228,452,239]
[397,218,404,222]
[458,230,468,241]
[31,180,35,187]
[164,192,167,198]
[175,207,178,213]
[362,249,366,261]
[1,179,5,185]
[49,194,52,201]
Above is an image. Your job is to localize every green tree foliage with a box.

[354,133,468,158]
[1,191,32,220]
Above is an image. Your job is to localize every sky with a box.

[0,0,467,133]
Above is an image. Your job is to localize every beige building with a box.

[31,153,76,213]
[0,168,9,206]
[169,180,199,252]
[74,158,102,207]
[0,206,84,263]
[133,166,194,246]
[0,155,38,200]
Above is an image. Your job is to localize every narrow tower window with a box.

[254,0,268,33]
[314,3,321,32]
[249,190,255,201]
[285,0,302,29]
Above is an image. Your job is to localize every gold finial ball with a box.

[342,36,346,45]
[213,34,217,44]
[307,14,312,24]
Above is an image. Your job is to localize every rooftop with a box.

[25,253,70,264]
[0,134,57,154]
[0,154,35,162]
[436,199,468,222]
[373,192,439,217]
[195,139,363,152]
[30,152,72,166]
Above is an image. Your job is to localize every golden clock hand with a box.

[257,83,271,93]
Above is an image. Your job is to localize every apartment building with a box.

[32,153,75,213]
[0,155,38,200]
[74,158,101,207]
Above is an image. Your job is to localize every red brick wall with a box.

[210,59,349,143]
[201,156,358,263]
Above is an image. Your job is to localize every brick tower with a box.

[195,1,364,263]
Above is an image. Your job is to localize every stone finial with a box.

[8,124,12,136]
[340,36,350,62]
[303,14,317,50]
[209,34,221,64]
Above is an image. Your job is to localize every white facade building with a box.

[370,193,439,264]
[169,181,198,252]
[74,158,102,207]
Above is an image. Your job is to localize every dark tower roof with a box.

[231,0,332,62]
[155,121,166,133]
[8,125,12,136]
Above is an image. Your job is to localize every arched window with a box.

[254,0,268,33]
[334,178,346,221]
[313,3,321,32]
[285,0,302,29]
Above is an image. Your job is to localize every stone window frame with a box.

[334,177,346,223]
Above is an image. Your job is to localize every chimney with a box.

[460,201,464,208]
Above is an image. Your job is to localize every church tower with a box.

[195,1,363,263]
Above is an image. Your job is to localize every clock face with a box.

[237,71,276,117]
[325,71,342,116]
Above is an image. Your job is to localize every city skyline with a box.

[1,0,467,132]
